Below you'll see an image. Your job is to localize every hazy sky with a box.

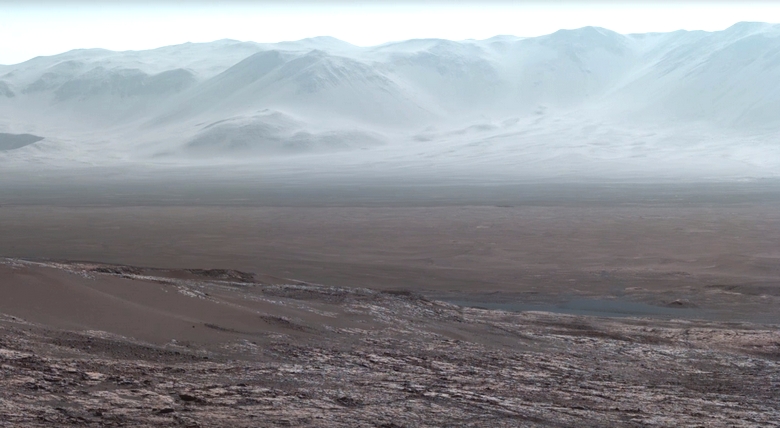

[2,1,780,64]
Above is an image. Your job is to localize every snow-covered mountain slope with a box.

[1,23,779,179]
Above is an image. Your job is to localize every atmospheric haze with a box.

[2,22,780,181]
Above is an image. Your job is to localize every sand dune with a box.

[0,260,371,346]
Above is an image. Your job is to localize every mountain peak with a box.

[274,36,356,51]
[722,21,778,37]
[548,26,622,39]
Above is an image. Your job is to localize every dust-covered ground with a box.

[2,175,780,323]
[1,174,779,426]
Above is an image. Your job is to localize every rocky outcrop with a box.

[0,261,777,427]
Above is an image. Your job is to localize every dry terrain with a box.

[1,179,779,426]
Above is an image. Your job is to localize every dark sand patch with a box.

[444,297,703,319]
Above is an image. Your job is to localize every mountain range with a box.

[1,22,779,179]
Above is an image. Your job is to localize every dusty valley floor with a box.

[0,177,779,426]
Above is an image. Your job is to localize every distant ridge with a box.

[1,23,779,179]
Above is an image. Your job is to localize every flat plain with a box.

[2,177,780,321]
